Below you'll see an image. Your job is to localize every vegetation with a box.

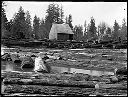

[1,2,127,42]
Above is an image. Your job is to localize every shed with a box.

[49,24,74,41]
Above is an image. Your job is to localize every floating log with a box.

[1,53,11,61]
[10,54,21,63]
[21,56,34,69]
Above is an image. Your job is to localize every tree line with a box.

[1,2,127,42]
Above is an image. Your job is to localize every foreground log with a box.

[3,77,95,88]
[3,85,127,95]
[3,85,95,96]
[98,83,127,90]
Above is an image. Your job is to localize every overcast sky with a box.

[4,1,127,27]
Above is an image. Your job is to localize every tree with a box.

[11,6,28,39]
[88,17,97,41]
[25,11,32,39]
[67,14,73,30]
[84,20,87,33]
[33,15,40,39]
[112,20,120,41]
[82,20,87,41]
[59,4,64,24]
[39,18,48,39]
[73,25,83,41]
[106,27,112,35]
[98,22,107,35]
[44,3,64,38]
[120,18,127,41]
[1,1,9,38]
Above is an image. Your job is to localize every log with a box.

[3,84,127,95]
[99,83,127,90]
[1,53,11,61]
[2,71,112,83]
[3,77,95,88]
[10,54,21,63]
[4,85,94,96]
[21,56,34,69]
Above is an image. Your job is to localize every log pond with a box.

[1,46,127,96]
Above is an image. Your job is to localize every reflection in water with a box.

[51,66,114,76]
[5,62,14,71]
[1,61,33,72]
[2,61,114,76]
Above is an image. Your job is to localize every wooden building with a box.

[49,24,74,41]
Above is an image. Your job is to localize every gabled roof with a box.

[51,23,74,34]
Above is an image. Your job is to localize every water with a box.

[1,60,114,76]
[2,46,125,76]
[51,66,114,76]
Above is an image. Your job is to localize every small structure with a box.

[49,23,74,41]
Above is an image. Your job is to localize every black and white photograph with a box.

[1,1,127,96]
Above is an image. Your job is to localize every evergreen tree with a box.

[33,15,40,39]
[65,16,68,24]
[1,1,9,38]
[88,17,97,41]
[113,20,120,41]
[98,22,107,35]
[11,6,26,39]
[120,18,127,41]
[25,11,32,39]
[65,14,73,30]
[106,27,112,35]
[59,4,64,24]
[44,3,64,38]
[68,14,73,30]
[73,25,83,41]
[84,20,87,33]
[39,18,48,39]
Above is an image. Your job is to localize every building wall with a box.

[57,33,73,41]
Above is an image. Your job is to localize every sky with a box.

[4,1,127,27]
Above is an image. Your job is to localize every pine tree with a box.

[25,11,32,39]
[1,1,9,38]
[44,3,64,39]
[39,18,48,39]
[106,27,112,35]
[68,14,73,30]
[113,20,120,41]
[98,22,107,35]
[33,15,40,39]
[73,25,83,41]
[88,17,97,41]
[11,6,26,39]
[59,4,64,24]
[120,18,127,41]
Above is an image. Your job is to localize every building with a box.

[49,23,74,41]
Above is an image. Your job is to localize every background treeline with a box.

[1,2,127,42]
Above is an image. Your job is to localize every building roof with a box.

[51,23,74,34]
[49,23,74,40]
